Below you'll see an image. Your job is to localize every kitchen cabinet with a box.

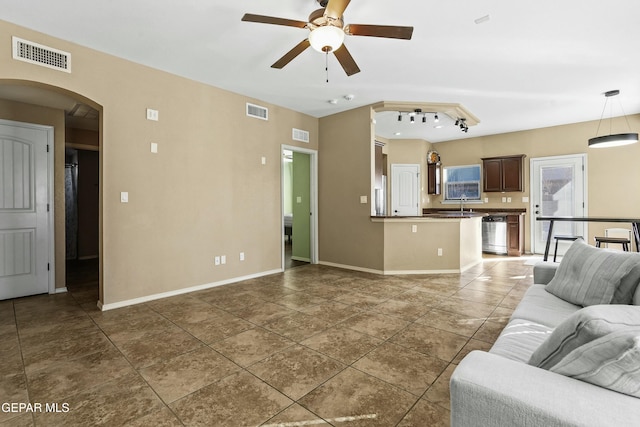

[482,155,525,192]
[427,162,441,195]
[507,214,524,256]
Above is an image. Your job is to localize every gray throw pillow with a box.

[529,305,640,369]
[549,328,640,398]
[545,239,640,306]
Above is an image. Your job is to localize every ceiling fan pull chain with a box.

[325,51,329,83]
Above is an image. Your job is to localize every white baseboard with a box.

[318,261,384,275]
[99,269,282,311]
[319,260,480,275]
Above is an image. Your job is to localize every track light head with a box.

[398,114,402,122]
[422,115,427,123]
[410,115,415,123]
[434,114,439,123]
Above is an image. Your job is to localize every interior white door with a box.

[391,164,420,216]
[0,120,52,300]
[531,154,586,255]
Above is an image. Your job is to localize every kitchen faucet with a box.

[460,194,467,213]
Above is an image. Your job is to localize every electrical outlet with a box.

[239,252,245,261]
[411,224,417,233]
[360,196,368,204]
[501,197,507,203]
[507,197,512,203]
[214,256,220,266]
[221,255,226,265]
[437,248,443,256]
[522,196,529,203]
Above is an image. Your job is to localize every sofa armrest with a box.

[451,351,640,427]
[533,261,558,285]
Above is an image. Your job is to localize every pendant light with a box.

[588,90,638,148]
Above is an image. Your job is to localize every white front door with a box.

[391,164,420,216]
[531,154,587,255]
[0,120,52,300]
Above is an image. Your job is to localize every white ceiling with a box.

[3,0,640,142]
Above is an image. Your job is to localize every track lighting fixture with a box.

[394,111,471,134]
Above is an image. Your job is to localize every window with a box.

[443,164,482,201]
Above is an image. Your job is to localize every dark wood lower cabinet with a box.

[507,214,524,256]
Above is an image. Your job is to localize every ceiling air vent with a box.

[12,37,71,73]
[292,128,310,143]
[246,103,268,121]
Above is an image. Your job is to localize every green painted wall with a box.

[292,152,311,261]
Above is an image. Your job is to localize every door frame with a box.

[281,145,318,269]
[529,153,588,255]
[0,119,56,295]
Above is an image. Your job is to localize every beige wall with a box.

[318,106,384,271]
[1,20,318,306]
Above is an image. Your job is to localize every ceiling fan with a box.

[241,0,413,76]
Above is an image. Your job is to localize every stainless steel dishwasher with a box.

[482,215,508,254]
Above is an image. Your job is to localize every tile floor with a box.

[0,257,534,426]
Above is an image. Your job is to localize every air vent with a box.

[246,103,268,121]
[12,37,71,73]
[292,128,310,143]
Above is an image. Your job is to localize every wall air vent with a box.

[12,37,71,73]
[246,103,268,121]
[292,128,310,143]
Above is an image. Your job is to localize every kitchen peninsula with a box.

[371,211,485,274]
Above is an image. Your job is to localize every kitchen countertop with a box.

[423,208,526,216]
[372,212,486,219]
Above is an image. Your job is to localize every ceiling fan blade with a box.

[271,39,311,69]
[346,24,414,40]
[241,13,308,29]
[333,44,360,76]
[324,0,351,20]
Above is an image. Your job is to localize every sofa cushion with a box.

[511,284,581,328]
[549,328,640,398]
[546,239,640,306]
[490,319,553,363]
[529,305,640,369]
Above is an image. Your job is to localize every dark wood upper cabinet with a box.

[427,162,441,195]
[481,155,525,192]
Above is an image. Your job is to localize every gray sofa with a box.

[451,255,640,427]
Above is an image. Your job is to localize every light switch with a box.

[146,108,159,121]
[411,225,418,233]
[296,196,302,204]
[261,156,266,165]
[360,196,368,204]
[120,192,128,203]
[150,142,158,153]
[522,196,529,203]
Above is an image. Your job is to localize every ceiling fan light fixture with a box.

[309,25,345,52]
